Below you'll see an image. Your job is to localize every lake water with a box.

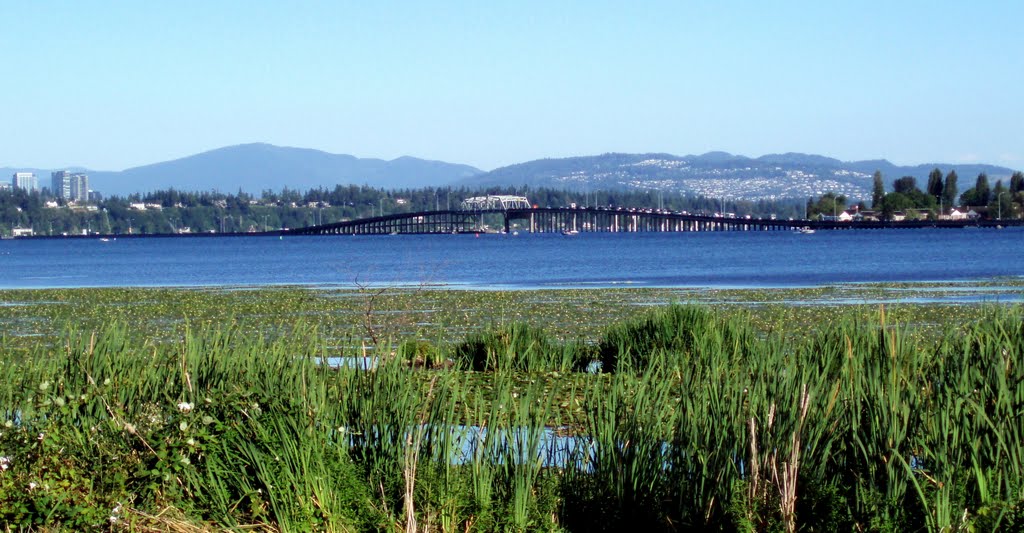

[1,228,1022,290]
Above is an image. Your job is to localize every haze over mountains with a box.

[3,143,1018,201]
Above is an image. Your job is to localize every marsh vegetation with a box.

[0,286,1021,531]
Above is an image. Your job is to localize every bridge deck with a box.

[285,207,1021,235]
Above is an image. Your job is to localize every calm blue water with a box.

[0,228,1022,290]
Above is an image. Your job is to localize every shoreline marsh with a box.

[1,285,1021,531]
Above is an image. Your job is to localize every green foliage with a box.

[872,170,886,208]
[893,176,919,195]
[975,172,992,205]
[961,172,993,208]
[1,294,1023,531]
[0,393,125,529]
[1,183,812,237]
[942,169,959,208]
[597,304,753,373]
[927,168,944,201]
[989,179,1017,219]
[397,338,446,368]
[452,322,587,372]
[878,190,934,220]
[806,192,847,219]
[182,405,375,530]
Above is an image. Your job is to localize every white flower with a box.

[28,481,37,490]
[39,381,49,391]
[37,433,44,441]
[186,438,195,446]
[0,456,10,470]
[176,402,194,413]
[109,502,123,523]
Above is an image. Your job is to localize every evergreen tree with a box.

[992,180,1012,219]
[1010,171,1024,194]
[1011,171,1024,219]
[974,173,991,205]
[893,176,919,195]
[993,179,1006,198]
[959,188,977,206]
[871,171,885,208]
[942,170,958,208]
[927,168,944,201]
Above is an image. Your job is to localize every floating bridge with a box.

[284,195,1019,235]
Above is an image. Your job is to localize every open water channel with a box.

[1,227,1021,290]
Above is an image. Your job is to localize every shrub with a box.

[597,304,752,373]
[451,323,585,372]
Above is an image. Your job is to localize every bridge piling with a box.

[282,206,1017,236]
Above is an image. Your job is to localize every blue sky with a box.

[2,1,1021,171]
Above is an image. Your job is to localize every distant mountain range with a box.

[463,152,1019,201]
[3,144,1019,200]
[2,144,484,196]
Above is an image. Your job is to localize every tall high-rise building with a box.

[12,172,38,192]
[51,170,89,203]
[70,173,89,203]
[51,170,71,199]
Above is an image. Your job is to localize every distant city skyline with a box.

[2,2,1021,173]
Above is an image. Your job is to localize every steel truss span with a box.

[460,195,532,211]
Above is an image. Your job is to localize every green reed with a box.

[1,303,1022,531]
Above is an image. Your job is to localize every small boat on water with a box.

[794,227,815,234]
[562,229,580,236]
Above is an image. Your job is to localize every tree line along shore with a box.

[5,167,1021,237]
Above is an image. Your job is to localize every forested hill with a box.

[96,144,484,195]
[461,152,1017,201]
[2,144,484,197]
